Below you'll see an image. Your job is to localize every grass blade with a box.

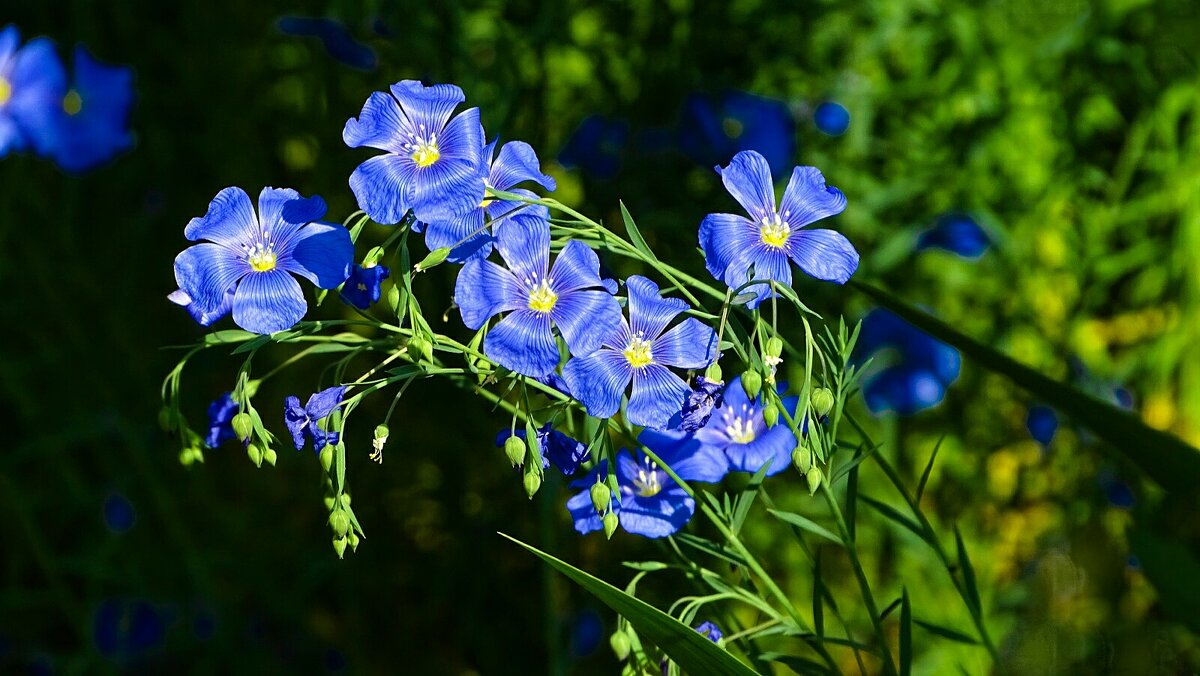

[767,509,844,546]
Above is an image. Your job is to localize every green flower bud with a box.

[263,447,278,466]
[243,379,261,399]
[704,362,723,383]
[363,245,386,267]
[742,370,763,400]
[766,336,784,358]
[415,247,451,272]
[348,532,361,552]
[806,466,823,495]
[603,511,619,539]
[340,493,352,508]
[420,337,435,362]
[792,444,812,474]
[178,448,195,466]
[811,387,835,418]
[246,443,263,466]
[323,496,336,510]
[333,536,348,559]
[504,435,527,466]
[387,283,401,314]
[407,336,427,362]
[319,444,334,472]
[158,406,174,432]
[329,510,351,538]
[374,424,389,440]
[762,402,779,428]
[231,413,254,442]
[610,630,631,661]
[590,482,611,514]
[523,471,542,499]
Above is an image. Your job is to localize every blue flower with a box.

[173,187,353,334]
[343,80,485,224]
[559,114,628,179]
[679,90,796,180]
[455,213,621,377]
[564,276,718,429]
[339,263,390,309]
[496,423,590,475]
[32,45,135,173]
[102,493,136,533]
[422,138,556,262]
[699,150,857,309]
[814,101,850,136]
[1026,405,1058,446]
[693,376,798,476]
[855,308,960,416]
[284,386,346,451]
[0,26,64,158]
[917,213,990,258]
[205,392,239,448]
[678,376,724,432]
[277,16,377,70]
[694,621,723,643]
[566,438,727,538]
[93,599,166,661]
[168,287,232,327]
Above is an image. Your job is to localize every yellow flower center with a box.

[724,405,758,444]
[63,89,83,116]
[405,127,440,168]
[760,213,790,248]
[479,181,494,209]
[632,458,663,497]
[0,77,11,106]
[245,241,277,272]
[527,280,558,313]
[623,334,654,369]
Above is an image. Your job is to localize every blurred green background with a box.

[3,0,1200,673]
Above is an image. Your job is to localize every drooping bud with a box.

[523,471,542,499]
[762,402,779,428]
[419,337,435,362]
[603,511,619,539]
[407,336,428,362]
[610,630,631,661]
[243,379,261,399]
[387,283,401,314]
[363,245,386,267]
[742,370,763,400]
[246,443,263,466]
[323,496,336,510]
[704,362,723,384]
[590,482,611,514]
[806,466,823,495]
[319,444,334,473]
[263,447,278,466]
[158,406,174,432]
[348,532,361,552]
[231,413,254,442]
[414,247,451,272]
[333,536,348,559]
[374,424,389,441]
[792,444,812,474]
[329,510,351,538]
[811,387,835,418]
[766,336,784,359]
[504,435,527,466]
[340,493,352,508]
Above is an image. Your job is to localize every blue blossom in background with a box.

[339,263,390,309]
[694,376,797,476]
[1098,469,1135,509]
[93,599,166,662]
[559,114,628,179]
[563,275,718,429]
[856,308,961,415]
[917,213,990,258]
[813,101,850,136]
[699,150,857,309]
[1026,405,1058,446]
[32,45,135,173]
[0,26,64,158]
[173,187,353,334]
[694,621,723,643]
[285,386,346,451]
[168,287,232,327]
[424,138,556,262]
[678,376,724,432]
[277,16,377,70]
[456,213,621,377]
[103,493,136,533]
[205,392,238,448]
[679,90,796,180]
[344,80,484,224]
[566,437,727,538]
[495,423,590,475]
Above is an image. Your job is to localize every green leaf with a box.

[767,509,843,546]
[1129,525,1200,634]
[619,201,658,262]
[899,588,912,676]
[913,618,979,645]
[673,533,747,567]
[954,527,982,615]
[859,495,923,538]
[760,653,833,676]
[500,533,759,676]
[852,281,1200,497]
[731,460,773,534]
[812,550,825,637]
[203,329,257,345]
[916,437,943,504]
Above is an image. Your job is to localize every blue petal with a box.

[339,264,390,309]
[454,260,523,329]
[42,46,135,172]
[343,90,407,152]
[205,392,238,448]
[625,275,688,341]
[183,187,258,247]
[627,364,690,429]
[668,441,730,483]
[786,229,859,284]
[0,25,18,63]
[284,396,309,450]
[5,38,66,156]
[495,211,550,281]
[306,386,346,419]
[917,214,989,258]
[698,213,757,286]
[724,424,794,476]
[409,109,485,223]
[423,207,492,263]
[484,309,560,377]
[563,349,632,420]
[567,484,605,535]
[1026,405,1058,446]
[551,289,622,358]
[258,187,327,244]
[731,244,793,309]
[619,490,693,538]
[549,240,605,294]
[778,166,847,228]
[349,153,418,225]
[490,140,556,192]
[174,242,248,314]
[864,367,946,416]
[652,318,717,369]
[388,80,465,131]
[280,222,353,289]
[231,269,307,334]
[544,428,590,475]
[717,150,776,220]
[168,287,232,326]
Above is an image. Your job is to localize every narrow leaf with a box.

[674,533,747,567]
[913,618,979,645]
[619,201,658,262]
[767,509,843,546]
[812,549,825,637]
[899,588,912,676]
[760,653,833,676]
[859,495,923,538]
[916,437,943,504]
[954,527,982,614]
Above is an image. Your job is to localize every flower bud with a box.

[792,444,812,474]
[766,336,784,359]
[340,493,352,508]
[603,511,619,539]
[415,247,451,272]
[333,536,348,559]
[319,444,334,472]
[806,466,823,495]
[374,424,389,441]
[504,435,527,466]
[704,362,723,383]
[742,370,763,400]
[590,482,611,514]
[263,447,278,466]
[324,496,335,510]
[420,337,435,362]
[407,336,427,362]
[610,630,631,661]
[387,283,401,314]
[231,413,254,442]
[348,532,361,552]
[363,245,386,267]
[246,443,263,466]
[158,406,174,432]
[811,387,835,418]
[178,448,196,466]
[762,402,779,428]
[523,471,542,499]
[243,379,261,399]
[329,510,350,538]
